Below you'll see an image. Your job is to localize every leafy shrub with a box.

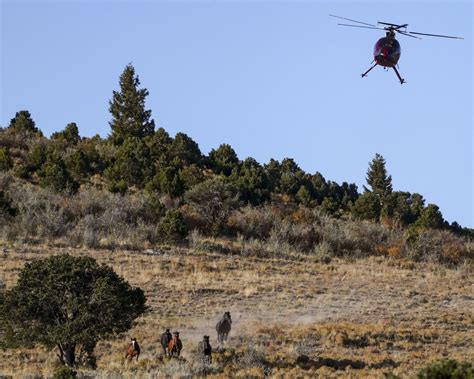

[157,210,188,244]
[417,359,473,379]
[53,364,76,379]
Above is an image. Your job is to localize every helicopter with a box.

[329,14,463,84]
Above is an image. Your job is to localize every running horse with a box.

[198,335,212,364]
[216,311,232,344]
[125,338,140,362]
[160,329,172,356]
[168,331,183,357]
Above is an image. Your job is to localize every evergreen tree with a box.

[296,185,312,207]
[364,153,393,197]
[409,193,425,222]
[146,165,184,198]
[109,64,155,145]
[168,132,202,168]
[38,150,79,194]
[1,255,146,367]
[8,110,42,135]
[279,158,303,196]
[416,204,444,229]
[209,143,239,176]
[231,157,270,206]
[264,159,281,192]
[178,164,205,190]
[381,191,412,226]
[311,172,329,204]
[104,137,152,189]
[320,197,339,215]
[51,122,80,145]
[352,192,381,221]
[157,210,188,243]
[146,127,172,164]
[362,153,393,220]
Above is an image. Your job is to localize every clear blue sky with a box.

[1,1,472,227]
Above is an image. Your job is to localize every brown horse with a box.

[168,332,183,357]
[125,338,140,362]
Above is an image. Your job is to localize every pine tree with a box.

[109,64,155,145]
[363,153,393,220]
[364,153,392,197]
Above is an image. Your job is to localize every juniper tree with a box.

[231,157,271,206]
[209,143,239,176]
[109,64,155,145]
[9,110,42,135]
[51,122,81,145]
[168,132,203,168]
[1,254,147,368]
[416,204,445,229]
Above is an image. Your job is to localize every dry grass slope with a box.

[0,243,473,378]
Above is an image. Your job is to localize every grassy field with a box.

[0,243,473,378]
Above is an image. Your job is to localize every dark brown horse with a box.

[168,332,183,357]
[160,329,172,356]
[216,311,232,344]
[125,338,140,362]
[197,335,212,364]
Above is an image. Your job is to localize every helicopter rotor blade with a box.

[397,30,421,39]
[329,14,376,27]
[337,23,385,31]
[378,21,408,30]
[408,31,463,39]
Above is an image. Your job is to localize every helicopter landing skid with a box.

[361,63,378,78]
[392,66,406,84]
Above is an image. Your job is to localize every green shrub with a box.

[0,147,13,171]
[417,359,473,379]
[157,210,188,243]
[53,364,76,379]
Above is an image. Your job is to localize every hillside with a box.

[0,245,472,378]
[1,63,473,378]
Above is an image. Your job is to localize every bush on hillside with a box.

[417,359,473,379]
